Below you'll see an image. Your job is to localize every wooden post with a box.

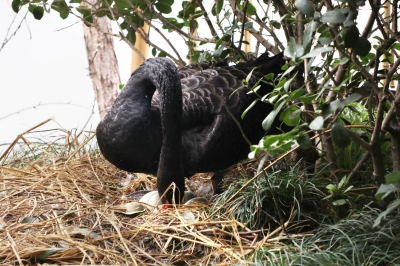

[131,24,149,72]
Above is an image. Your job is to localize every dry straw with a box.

[0,119,292,265]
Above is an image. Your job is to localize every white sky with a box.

[0,1,132,153]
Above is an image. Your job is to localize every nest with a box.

[0,119,292,265]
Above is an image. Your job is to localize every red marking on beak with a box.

[162,199,170,209]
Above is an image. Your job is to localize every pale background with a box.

[0,1,133,153]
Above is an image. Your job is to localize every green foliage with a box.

[254,208,400,265]
[51,0,70,19]
[212,163,330,230]
[374,172,400,226]
[324,175,353,206]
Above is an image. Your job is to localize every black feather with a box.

[96,52,285,204]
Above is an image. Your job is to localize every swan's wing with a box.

[152,66,250,128]
[180,68,249,128]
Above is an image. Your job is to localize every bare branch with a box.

[144,0,216,43]
[195,0,219,39]
[1,11,28,53]
[0,102,93,122]
[228,0,279,54]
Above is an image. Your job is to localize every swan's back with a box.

[151,53,285,176]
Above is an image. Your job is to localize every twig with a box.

[0,102,92,121]
[1,11,28,53]
[196,0,219,39]
[144,0,216,43]
[6,232,22,266]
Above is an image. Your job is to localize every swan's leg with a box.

[211,171,225,195]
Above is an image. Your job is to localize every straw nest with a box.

[0,119,294,265]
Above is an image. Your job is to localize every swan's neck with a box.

[126,58,184,204]
[148,60,184,204]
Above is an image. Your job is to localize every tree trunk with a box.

[82,0,120,119]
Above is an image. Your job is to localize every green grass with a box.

[212,161,333,231]
[252,207,400,265]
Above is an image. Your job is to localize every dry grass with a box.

[0,119,295,265]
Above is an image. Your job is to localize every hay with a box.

[0,119,294,265]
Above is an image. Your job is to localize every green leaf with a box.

[343,93,362,105]
[179,1,198,19]
[219,49,230,60]
[385,171,400,184]
[393,43,400,51]
[263,135,281,147]
[158,50,167,57]
[333,199,348,206]
[156,0,173,14]
[303,21,319,49]
[301,47,333,58]
[12,0,21,12]
[318,36,331,45]
[373,199,400,227]
[245,2,256,15]
[280,105,301,126]
[297,133,312,149]
[212,0,224,15]
[245,68,255,83]
[338,175,349,189]
[28,4,36,13]
[189,19,198,34]
[241,99,259,119]
[320,9,346,24]
[37,248,64,261]
[355,37,371,57]
[75,6,91,15]
[309,116,324,130]
[375,184,399,200]
[322,100,343,117]
[264,73,275,80]
[32,6,44,20]
[213,44,225,59]
[191,10,203,19]
[326,184,337,192]
[126,28,136,46]
[244,22,253,29]
[262,100,286,131]
[331,123,351,148]
[262,110,277,131]
[82,10,93,26]
[284,37,304,60]
[295,0,314,17]
[270,20,281,30]
[95,8,111,18]
[51,0,70,19]
[343,11,356,27]
[339,56,349,64]
[344,25,359,48]
[163,17,184,31]
[114,0,130,10]
[70,0,82,3]
[298,93,315,104]
[290,88,305,100]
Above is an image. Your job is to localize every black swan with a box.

[96,53,285,204]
